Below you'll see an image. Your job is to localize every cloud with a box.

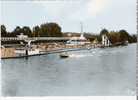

[87,0,111,16]
[31,1,75,19]
[28,0,111,22]
[67,0,111,21]
[1,0,136,33]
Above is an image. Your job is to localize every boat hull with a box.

[15,49,40,56]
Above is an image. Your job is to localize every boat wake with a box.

[69,53,93,58]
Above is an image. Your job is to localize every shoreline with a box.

[1,42,132,59]
[1,47,92,59]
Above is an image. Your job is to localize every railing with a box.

[1,37,71,41]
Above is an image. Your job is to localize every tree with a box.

[22,26,32,37]
[39,23,62,37]
[32,26,40,37]
[128,34,137,43]
[11,26,32,37]
[1,25,7,37]
[100,28,109,36]
[11,26,22,37]
[119,30,129,42]
[131,35,137,43]
[108,31,120,44]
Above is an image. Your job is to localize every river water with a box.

[1,44,137,96]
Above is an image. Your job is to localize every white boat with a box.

[66,23,91,46]
[15,48,40,56]
[66,40,91,46]
[15,40,40,56]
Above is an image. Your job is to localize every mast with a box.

[80,22,84,38]
[80,22,83,34]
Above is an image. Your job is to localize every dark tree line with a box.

[1,22,62,37]
[1,24,137,44]
[99,29,137,44]
[69,29,137,44]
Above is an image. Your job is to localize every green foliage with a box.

[11,26,22,37]
[84,33,98,42]
[128,34,137,43]
[1,25,7,37]
[32,26,40,37]
[1,22,62,37]
[108,31,120,44]
[100,28,109,36]
[119,30,129,42]
[22,26,32,37]
[75,30,137,44]
[1,24,137,44]
[101,29,137,44]
[39,23,62,37]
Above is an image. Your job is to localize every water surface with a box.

[2,44,136,96]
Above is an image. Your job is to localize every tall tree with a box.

[39,23,62,37]
[22,26,32,37]
[11,26,22,37]
[119,30,129,42]
[1,25,7,37]
[100,28,109,36]
[32,26,40,37]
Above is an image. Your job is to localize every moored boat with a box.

[15,47,40,56]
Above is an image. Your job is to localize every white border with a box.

[0,96,137,100]
[0,0,137,100]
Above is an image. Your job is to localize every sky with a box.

[0,0,137,34]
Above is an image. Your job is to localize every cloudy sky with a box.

[0,0,136,34]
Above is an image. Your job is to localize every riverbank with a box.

[1,42,131,59]
[1,43,102,59]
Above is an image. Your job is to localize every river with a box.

[1,44,137,96]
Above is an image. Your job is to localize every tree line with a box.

[1,22,62,37]
[83,29,137,44]
[99,29,137,43]
[1,23,137,44]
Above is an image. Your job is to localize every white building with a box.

[17,33,28,39]
[102,34,112,47]
[66,34,90,45]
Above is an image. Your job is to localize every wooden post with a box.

[25,49,28,56]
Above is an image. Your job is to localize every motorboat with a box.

[60,52,69,58]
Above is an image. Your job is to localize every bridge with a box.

[1,37,71,42]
